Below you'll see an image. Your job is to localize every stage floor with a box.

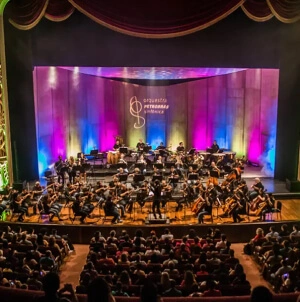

[6,195,298,226]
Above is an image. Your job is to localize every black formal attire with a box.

[176,146,185,153]
[104,197,120,223]
[152,183,162,219]
[211,143,220,153]
[136,142,145,153]
[55,159,66,185]
[176,185,194,212]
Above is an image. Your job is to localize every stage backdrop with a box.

[33,67,279,176]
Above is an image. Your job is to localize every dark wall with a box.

[4,19,38,182]
[3,8,300,181]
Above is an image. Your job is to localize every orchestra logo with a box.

[130,96,145,129]
[129,96,169,129]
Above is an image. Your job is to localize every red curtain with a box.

[6,0,300,37]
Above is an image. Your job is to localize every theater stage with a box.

[1,164,299,244]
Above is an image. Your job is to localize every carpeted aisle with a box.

[59,244,89,288]
[232,243,272,291]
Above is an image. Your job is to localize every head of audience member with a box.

[87,276,115,302]
[251,285,273,302]
[256,228,264,236]
[140,279,158,302]
[42,272,60,297]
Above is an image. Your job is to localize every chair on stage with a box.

[271,200,282,221]
[102,205,116,224]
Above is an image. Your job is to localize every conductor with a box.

[152,180,162,219]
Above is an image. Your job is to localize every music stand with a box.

[188,164,198,171]
[188,173,199,181]
[188,148,196,155]
[135,163,146,170]
[118,174,128,182]
[119,147,128,154]
[143,145,152,153]
[153,163,163,170]
[133,174,145,182]
[169,177,179,185]
[116,163,128,169]
[210,170,219,178]
[165,162,176,168]
[152,175,163,182]
[206,148,214,153]
[90,149,98,156]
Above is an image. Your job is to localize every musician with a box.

[152,179,162,219]
[197,186,213,224]
[118,153,127,165]
[93,181,108,208]
[156,142,168,160]
[129,167,143,188]
[161,180,173,208]
[168,166,179,188]
[230,192,244,223]
[42,189,63,222]
[113,139,121,151]
[187,166,197,179]
[249,178,264,200]
[207,161,220,187]
[211,140,220,153]
[80,187,95,217]
[30,182,45,214]
[115,167,128,180]
[31,181,44,199]
[136,138,145,153]
[104,195,122,224]
[11,190,29,222]
[175,182,194,212]
[136,154,147,174]
[63,183,77,207]
[152,166,162,176]
[55,155,66,186]
[111,184,126,218]
[67,156,76,184]
[133,180,147,209]
[71,193,93,223]
[259,193,275,222]
[176,142,185,153]
[118,183,134,213]
[78,152,87,183]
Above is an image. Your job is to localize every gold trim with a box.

[267,0,300,23]
[68,0,245,39]
[45,7,75,22]
[241,4,274,22]
[0,0,14,184]
[8,0,49,30]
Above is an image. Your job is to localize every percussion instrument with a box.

[200,152,211,161]
[107,151,120,164]
[223,151,236,160]
[212,153,225,162]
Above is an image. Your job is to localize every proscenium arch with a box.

[0,0,14,187]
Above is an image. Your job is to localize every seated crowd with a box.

[246,224,300,293]
[78,227,251,297]
[0,225,74,290]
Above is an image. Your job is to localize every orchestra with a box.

[3,139,279,225]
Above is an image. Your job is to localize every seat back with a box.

[277,201,282,211]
